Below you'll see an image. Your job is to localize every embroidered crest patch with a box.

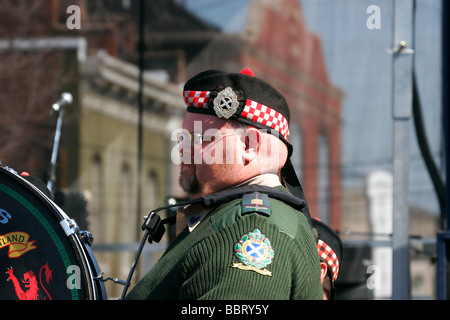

[232,229,274,276]
[213,87,239,119]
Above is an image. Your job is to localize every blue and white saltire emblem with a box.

[233,229,274,276]
[246,242,265,258]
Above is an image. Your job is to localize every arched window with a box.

[318,134,330,223]
[120,163,133,242]
[146,170,158,212]
[119,162,134,278]
[90,155,102,236]
[289,122,303,180]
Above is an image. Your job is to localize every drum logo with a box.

[0,231,36,258]
[6,264,53,300]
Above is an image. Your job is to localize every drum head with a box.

[0,167,103,300]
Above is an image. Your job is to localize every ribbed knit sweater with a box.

[126,194,323,300]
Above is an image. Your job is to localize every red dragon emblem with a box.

[6,263,53,300]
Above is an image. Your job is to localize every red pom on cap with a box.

[240,68,254,77]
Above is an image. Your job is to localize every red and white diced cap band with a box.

[241,99,289,139]
[184,90,210,109]
[183,90,290,140]
[317,239,340,281]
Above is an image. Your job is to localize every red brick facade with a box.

[247,0,342,228]
[0,0,121,181]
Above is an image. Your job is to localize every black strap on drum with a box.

[120,184,307,299]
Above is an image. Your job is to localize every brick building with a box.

[247,0,342,228]
[0,0,217,181]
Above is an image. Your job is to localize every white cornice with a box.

[0,37,87,61]
[97,54,185,111]
[82,92,182,136]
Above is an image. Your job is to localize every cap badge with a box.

[232,228,274,276]
[213,87,239,119]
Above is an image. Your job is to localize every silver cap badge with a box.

[213,87,239,119]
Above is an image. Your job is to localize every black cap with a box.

[311,218,343,282]
[183,68,292,154]
[183,68,311,223]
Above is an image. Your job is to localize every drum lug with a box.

[79,230,94,246]
[95,272,127,286]
[59,218,79,237]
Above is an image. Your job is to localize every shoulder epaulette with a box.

[241,192,271,217]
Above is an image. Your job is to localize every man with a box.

[126,68,322,300]
[311,218,343,300]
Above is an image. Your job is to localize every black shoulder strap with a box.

[151,184,308,229]
[280,158,312,223]
[202,184,305,210]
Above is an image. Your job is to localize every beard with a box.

[179,166,200,195]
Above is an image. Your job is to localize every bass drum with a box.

[0,166,106,300]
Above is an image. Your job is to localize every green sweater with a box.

[126,192,323,300]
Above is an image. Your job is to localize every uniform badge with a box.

[232,229,274,276]
[213,87,239,119]
[241,193,271,216]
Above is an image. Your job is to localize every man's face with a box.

[178,113,244,197]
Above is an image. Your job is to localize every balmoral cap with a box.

[183,68,312,228]
[183,68,291,144]
[311,218,343,282]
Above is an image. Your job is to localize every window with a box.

[120,163,133,242]
[289,122,303,180]
[146,171,157,212]
[90,155,102,236]
[318,134,330,223]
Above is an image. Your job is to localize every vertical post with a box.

[47,108,65,198]
[137,0,145,237]
[442,0,450,242]
[391,0,414,300]
[437,0,450,300]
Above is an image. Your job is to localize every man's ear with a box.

[320,262,328,282]
[242,128,261,164]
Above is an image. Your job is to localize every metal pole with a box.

[47,108,65,197]
[442,0,449,237]
[137,0,145,236]
[391,0,415,300]
[437,0,450,300]
[47,92,72,197]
